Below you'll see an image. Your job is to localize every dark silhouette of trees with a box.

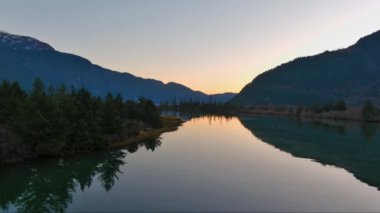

[0,79,162,160]
[307,100,347,113]
[159,98,237,115]
[0,81,26,123]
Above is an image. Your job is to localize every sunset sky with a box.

[1,0,380,94]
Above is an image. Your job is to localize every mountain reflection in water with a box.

[238,116,380,190]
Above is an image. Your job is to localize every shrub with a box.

[308,100,347,113]
[361,101,379,121]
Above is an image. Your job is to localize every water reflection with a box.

[238,116,380,190]
[0,138,162,213]
[162,111,233,122]
[2,114,380,212]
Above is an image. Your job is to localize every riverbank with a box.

[236,107,380,123]
[0,116,183,166]
[109,116,183,148]
[167,106,380,123]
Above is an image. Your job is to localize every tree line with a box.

[0,79,162,159]
[305,100,347,113]
[159,98,237,114]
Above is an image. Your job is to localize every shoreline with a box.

[234,107,379,123]
[0,116,183,166]
[165,107,379,123]
[109,116,184,148]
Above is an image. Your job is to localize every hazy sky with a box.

[1,0,380,94]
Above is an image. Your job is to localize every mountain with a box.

[0,30,53,51]
[230,30,380,106]
[209,92,237,103]
[0,30,235,103]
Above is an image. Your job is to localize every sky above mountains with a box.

[1,0,380,94]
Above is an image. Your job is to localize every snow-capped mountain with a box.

[0,30,53,51]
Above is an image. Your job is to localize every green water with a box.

[1,115,380,212]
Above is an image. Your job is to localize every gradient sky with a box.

[1,0,380,94]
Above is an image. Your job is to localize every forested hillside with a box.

[230,30,380,106]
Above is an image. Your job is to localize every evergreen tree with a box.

[0,81,26,123]
[0,79,164,158]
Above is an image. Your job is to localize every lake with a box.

[2,115,380,212]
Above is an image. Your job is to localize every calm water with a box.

[2,115,380,212]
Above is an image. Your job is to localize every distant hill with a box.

[209,92,237,103]
[0,30,235,103]
[230,30,380,106]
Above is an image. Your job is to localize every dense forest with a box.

[0,79,162,163]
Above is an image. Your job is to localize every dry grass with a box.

[109,116,183,148]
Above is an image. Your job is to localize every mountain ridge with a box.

[0,30,54,51]
[0,30,235,103]
[230,30,380,106]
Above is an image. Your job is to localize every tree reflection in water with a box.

[238,115,380,190]
[0,137,162,213]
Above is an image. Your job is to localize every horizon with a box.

[1,0,380,94]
